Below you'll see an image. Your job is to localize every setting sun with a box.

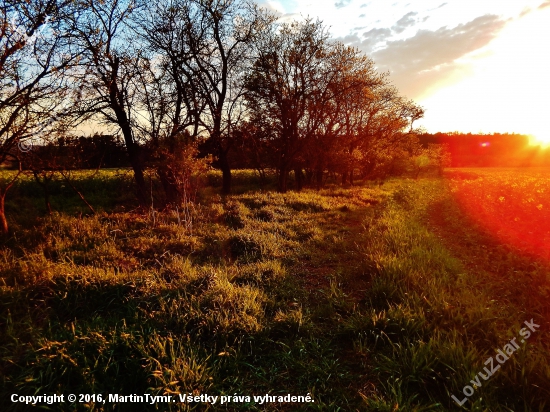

[529,133,550,147]
[413,3,550,137]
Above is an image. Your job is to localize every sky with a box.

[256,0,550,143]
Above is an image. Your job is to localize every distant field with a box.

[1,170,549,411]
[445,168,550,262]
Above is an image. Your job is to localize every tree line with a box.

[419,133,550,167]
[1,0,424,233]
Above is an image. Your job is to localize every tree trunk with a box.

[0,168,21,235]
[349,168,354,185]
[219,150,232,195]
[256,168,266,187]
[315,169,323,190]
[126,144,147,206]
[112,116,147,206]
[341,170,348,185]
[108,63,148,207]
[0,194,8,235]
[278,166,288,193]
[305,169,313,186]
[294,168,303,191]
[363,161,375,179]
[158,168,179,205]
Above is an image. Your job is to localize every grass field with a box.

[1,169,549,411]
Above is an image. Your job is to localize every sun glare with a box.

[529,133,550,147]
[418,6,550,138]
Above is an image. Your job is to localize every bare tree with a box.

[181,0,273,194]
[133,0,209,204]
[0,0,79,234]
[68,0,148,206]
[135,0,205,139]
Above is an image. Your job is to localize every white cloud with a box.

[335,0,352,9]
[342,14,508,99]
[392,11,418,33]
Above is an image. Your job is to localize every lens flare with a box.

[448,169,550,263]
